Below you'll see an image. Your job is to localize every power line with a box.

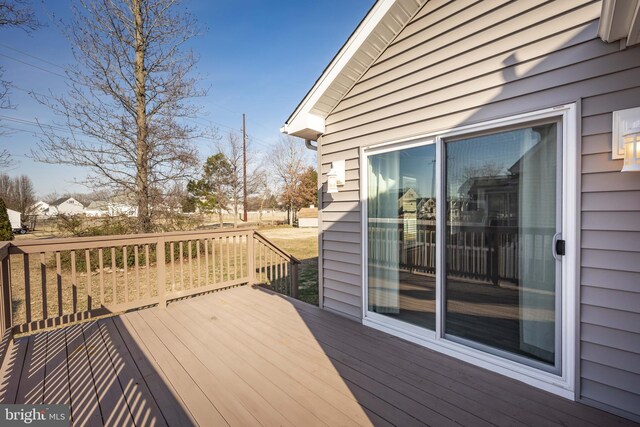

[0,53,68,79]
[0,43,67,70]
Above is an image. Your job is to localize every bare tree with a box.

[0,173,35,213]
[215,130,263,228]
[1,0,40,122]
[0,148,10,168]
[270,135,310,225]
[0,0,39,30]
[32,0,202,232]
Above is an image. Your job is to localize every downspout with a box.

[304,139,318,151]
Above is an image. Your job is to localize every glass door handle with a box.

[553,233,565,260]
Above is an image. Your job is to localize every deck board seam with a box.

[96,319,138,426]
[134,310,232,427]
[12,338,29,404]
[166,302,360,427]
[112,315,195,426]
[80,323,107,425]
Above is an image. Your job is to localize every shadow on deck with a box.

[0,286,634,426]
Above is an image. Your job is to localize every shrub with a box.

[0,198,13,241]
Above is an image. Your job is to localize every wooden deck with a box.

[0,286,634,427]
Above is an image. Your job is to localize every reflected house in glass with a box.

[281,0,640,422]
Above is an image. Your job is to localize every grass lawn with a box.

[257,226,319,306]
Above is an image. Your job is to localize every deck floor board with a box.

[0,285,635,426]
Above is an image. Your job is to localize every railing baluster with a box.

[86,250,92,312]
[157,237,166,308]
[145,244,150,298]
[56,252,62,317]
[23,254,31,324]
[134,245,140,300]
[247,232,254,285]
[40,252,47,322]
[204,238,209,285]
[196,240,201,288]
[111,247,117,304]
[170,242,175,292]
[71,250,77,313]
[240,234,244,279]
[188,240,193,289]
[99,248,104,306]
[226,236,230,283]
[179,241,184,291]
[212,238,217,285]
[218,237,224,283]
[123,246,128,303]
[233,235,238,281]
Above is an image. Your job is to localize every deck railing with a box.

[0,229,299,341]
[369,220,554,285]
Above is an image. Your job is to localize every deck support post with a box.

[290,261,299,299]
[157,237,167,308]
[247,230,255,286]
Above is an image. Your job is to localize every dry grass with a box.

[258,226,319,305]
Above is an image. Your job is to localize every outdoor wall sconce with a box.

[612,107,640,172]
[622,127,640,172]
[326,160,345,194]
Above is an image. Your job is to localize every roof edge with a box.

[282,0,398,140]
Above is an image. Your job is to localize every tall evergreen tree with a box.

[0,198,13,241]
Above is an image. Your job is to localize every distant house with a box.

[84,201,109,217]
[281,0,640,422]
[297,206,318,228]
[7,208,21,231]
[29,201,57,218]
[51,197,84,215]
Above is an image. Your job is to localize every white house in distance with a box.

[7,208,21,232]
[29,201,57,218]
[51,197,84,215]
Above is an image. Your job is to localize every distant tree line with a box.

[187,133,317,227]
[0,172,35,214]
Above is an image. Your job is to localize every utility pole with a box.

[243,113,248,222]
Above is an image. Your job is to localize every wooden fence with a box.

[369,220,553,285]
[0,229,299,342]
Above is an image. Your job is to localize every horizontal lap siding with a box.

[319,1,640,418]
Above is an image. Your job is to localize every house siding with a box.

[319,0,640,419]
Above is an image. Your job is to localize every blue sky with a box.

[0,0,374,197]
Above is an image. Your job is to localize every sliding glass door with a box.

[365,115,564,373]
[367,144,437,331]
[444,121,561,370]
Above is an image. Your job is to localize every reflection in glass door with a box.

[367,144,437,330]
[444,122,561,369]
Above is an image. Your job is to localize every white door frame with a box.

[359,103,578,399]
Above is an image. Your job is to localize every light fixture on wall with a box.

[326,160,345,193]
[612,107,640,172]
[622,127,640,172]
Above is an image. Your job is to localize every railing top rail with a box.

[254,231,301,264]
[6,227,255,253]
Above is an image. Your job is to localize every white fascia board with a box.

[280,112,325,140]
[627,1,640,45]
[282,0,396,140]
[598,0,640,44]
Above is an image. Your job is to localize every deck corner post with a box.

[247,230,255,286]
[157,236,167,308]
[291,261,299,299]
[1,250,13,332]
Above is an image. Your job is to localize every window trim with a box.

[359,104,578,399]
